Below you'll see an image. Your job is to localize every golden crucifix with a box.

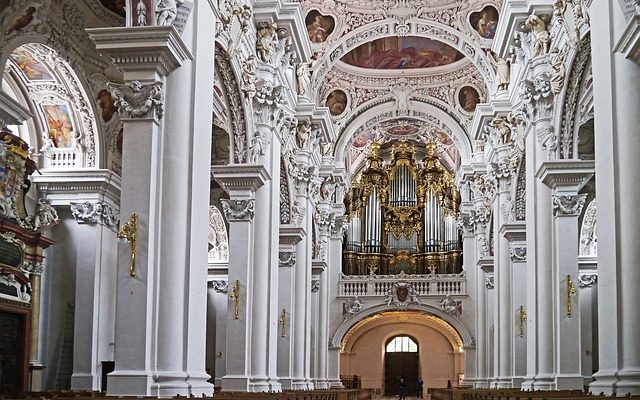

[367,263,378,275]
[567,274,576,317]
[229,280,240,319]
[518,305,526,337]
[279,308,286,337]
[117,213,138,277]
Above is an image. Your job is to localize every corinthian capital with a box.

[552,194,586,216]
[70,201,119,227]
[519,75,554,122]
[221,199,255,221]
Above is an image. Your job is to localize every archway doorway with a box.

[385,335,419,396]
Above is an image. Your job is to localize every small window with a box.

[386,336,418,353]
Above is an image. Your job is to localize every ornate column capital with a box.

[279,251,296,268]
[510,246,527,262]
[578,273,598,288]
[485,275,495,290]
[209,280,229,293]
[221,199,255,221]
[108,81,164,121]
[311,280,320,293]
[70,201,119,227]
[552,194,586,216]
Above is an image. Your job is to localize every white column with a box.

[520,58,556,390]
[277,227,305,390]
[591,1,640,395]
[460,216,478,387]
[493,145,515,388]
[539,160,593,389]
[88,7,214,393]
[327,213,346,389]
[501,222,526,388]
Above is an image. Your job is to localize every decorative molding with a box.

[342,296,363,320]
[578,273,597,288]
[278,251,296,268]
[211,280,229,293]
[311,279,320,292]
[384,282,420,310]
[485,276,494,289]
[108,81,164,120]
[220,199,255,221]
[70,201,119,227]
[552,194,586,216]
[440,294,462,317]
[510,246,527,262]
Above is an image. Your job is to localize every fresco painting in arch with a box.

[387,125,419,137]
[306,10,335,44]
[458,86,480,113]
[43,104,74,148]
[435,131,453,146]
[99,0,126,17]
[342,36,464,69]
[326,90,348,116]
[469,6,499,39]
[9,49,53,81]
[352,129,376,148]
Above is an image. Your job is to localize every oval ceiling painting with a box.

[341,36,464,69]
[306,10,335,43]
[458,86,481,113]
[470,6,499,39]
[326,90,348,116]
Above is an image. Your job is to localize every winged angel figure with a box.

[109,81,164,120]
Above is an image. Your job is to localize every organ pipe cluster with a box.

[343,141,462,275]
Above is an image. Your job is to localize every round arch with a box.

[312,19,496,90]
[334,100,473,168]
[331,303,475,351]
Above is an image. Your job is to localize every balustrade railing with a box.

[338,271,466,297]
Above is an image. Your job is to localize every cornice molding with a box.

[536,160,594,190]
[32,170,121,207]
[0,91,32,126]
[86,26,192,76]
[614,14,640,65]
[211,164,271,193]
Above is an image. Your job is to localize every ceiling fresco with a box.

[9,48,53,81]
[341,36,465,70]
[469,5,499,39]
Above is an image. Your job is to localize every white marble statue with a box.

[524,13,550,58]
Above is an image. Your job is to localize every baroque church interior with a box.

[0,0,639,398]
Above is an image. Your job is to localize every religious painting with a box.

[470,6,499,40]
[42,104,74,148]
[435,131,453,146]
[305,10,335,44]
[352,130,376,148]
[97,89,118,123]
[326,90,348,116]
[341,36,464,69]
[458,86,480,113]
[387,124,419,137]
[0,166,17,200]
[99,0,126,17]
[9,49,52,81]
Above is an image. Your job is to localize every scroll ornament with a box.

[70,201,119,227]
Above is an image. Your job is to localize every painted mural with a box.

[341,37,464,69]
[352,130,377,148]
[470,6,499,39]
[458,86,481,113]
[9,49,52,80]
[6,7,36,35]
[99,0,126,17]
[43,104,74,148]
[326,90,348,116]
[305,10,335,44]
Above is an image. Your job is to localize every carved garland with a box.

[279,161,291,224]
[559,36,591,159]
[514,155,526,221]
[214,48,248,164]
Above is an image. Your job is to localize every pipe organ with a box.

[343,141,462,275]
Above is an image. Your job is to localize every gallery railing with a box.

[337,271,466,298]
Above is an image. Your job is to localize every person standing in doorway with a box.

[399,377,406,400]
[416,377,424,398]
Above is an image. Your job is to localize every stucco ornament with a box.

[343,296,364,320]
[524,13,550,58]
[385,282,420,310]
[440,294,462,317]
[109,81,164,120]
[256,22,279,64]
[25,199,59,231]
[70,201,119,227]
[221,199,255,221]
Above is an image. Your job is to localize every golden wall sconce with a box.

[279,308,287,337]
[117,213,138,277]
[519,305,526,337]
[229,280,240,319]
[567,274,576,318]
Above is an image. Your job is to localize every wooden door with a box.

[384,352,419,396]
[0,310,27,392]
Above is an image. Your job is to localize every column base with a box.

[305,379,315,390]
[291,379,309,390]
[615,368,640,395]
[29,362,45,392]
[71,373,96,391]
[590,370,618,395]
[532,374,556,390]
[511,376,525,389]
[520,377,535,390]
[279,378,293,390]
[222,375,251,392]
[107,371,154,396]
[473,379,489,389]
[247,376,271,392]
[268,378,282,392]
[555,374,585,390]
[328,379,344,388]
[314,379,330,389]
[493,377,513,388]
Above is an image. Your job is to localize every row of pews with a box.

[429,389,640,400]
[0,389,369,400]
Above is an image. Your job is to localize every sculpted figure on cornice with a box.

[221,199,255,221]
[249,129,268,164]
[296,54,318,99]
[240,55,257,100]
[256,22,279,64]
[217,0,251,37]
[552,194,586,216]
[488,116,513,147]
[524,13,551,58]
[485,50,510,92]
